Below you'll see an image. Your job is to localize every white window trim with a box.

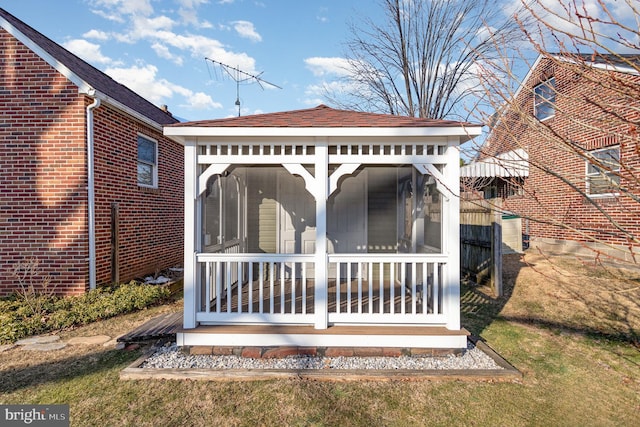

[137,133,159,189]
[534,77,556,122]
[585,145,620,198]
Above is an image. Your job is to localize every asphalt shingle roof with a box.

[0,8,178,126]
[169,104,478,128]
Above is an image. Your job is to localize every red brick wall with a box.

[483,57,640,248]
[0,29,88,295]
[0,28,184,295]
[92,104,183,286]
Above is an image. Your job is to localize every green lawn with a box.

[1,254,639,426]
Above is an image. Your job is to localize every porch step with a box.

[177,324,469,350]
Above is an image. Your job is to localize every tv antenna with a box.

[205,57,282,116]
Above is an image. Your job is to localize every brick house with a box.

[461,53,640,262]
[0,8,183,295]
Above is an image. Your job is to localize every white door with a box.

[328,170,366,254]
[278,170,316,254]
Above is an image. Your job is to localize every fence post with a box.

[491,206,503,297]
[111,203,119,285]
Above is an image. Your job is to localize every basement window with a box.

[586,146,620,197]
[534,77,556,121]
[137,135,158,188]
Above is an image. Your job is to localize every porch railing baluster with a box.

[335,261,341,313]
[422,262,427,314]
[216,261,222,313]
[390,262,395,314]
[248,262,253,313]
[205,261,211,313]
[302,262,307,314]
[237,262,242,313]
[379,261,384,314]
[433,263,440,314]
[347,262,352,314]
[411,262,417,314]
[259,262,264,314]
[226,261,232,313]
[280,262,285,314]
[401,262,406,315]
[357,262,363,314]
[368,261,373,314]
[291,262,296,314]
[269,261,275,314]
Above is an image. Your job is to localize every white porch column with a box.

[314,138,329,329]
[183,139,198,329]
[444,136,461,330]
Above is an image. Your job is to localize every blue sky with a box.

[1,1,637,123]
[1,0,374,121]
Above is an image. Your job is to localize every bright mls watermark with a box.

[1,405,69,426]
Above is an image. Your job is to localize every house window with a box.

[137,135,157,187]
[534,77,556,121]
[586,146,620,196]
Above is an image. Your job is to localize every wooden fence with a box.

[460,200,502,296]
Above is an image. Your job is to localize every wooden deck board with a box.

[118,311,183,342]
[214,278,437,315]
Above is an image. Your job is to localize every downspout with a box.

[86,92,101,290]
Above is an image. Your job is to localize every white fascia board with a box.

[1,17,163,131]
[509,54,544,109]
[91,90,163,131]
[553,54,640,76]
[164,125,483,142]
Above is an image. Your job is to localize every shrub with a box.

[0,282,170,344]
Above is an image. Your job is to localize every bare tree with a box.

[465,0,640,263]
[326,0,527,120]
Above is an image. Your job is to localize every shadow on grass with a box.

[0,347,142,394]
[461,253,525,337]
[461,253,640,350]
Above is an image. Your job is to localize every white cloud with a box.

[178,8,213,28]
[304,57,352,77]
[105,63,221,110]
[151,43,183,65]
[178,0,210,7]
[231,21,262,42]
[63,39,112,64]
[511,0,639,51]
[182,92,221,110]
[83,29,110,41]
[90,0,154,17]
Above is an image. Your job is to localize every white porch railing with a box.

[193,252,449,327]
[328,254,447,325]
[195,253,316,325]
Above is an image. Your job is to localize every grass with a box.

[1,253,639,426]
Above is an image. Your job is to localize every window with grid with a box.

[137,135,157,187]
[586,146,620,196]
[534,77,556,121]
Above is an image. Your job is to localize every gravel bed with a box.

[140,341,503,371]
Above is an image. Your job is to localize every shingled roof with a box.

[169,104,479,128]
[0,8,178,126]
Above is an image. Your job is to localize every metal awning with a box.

[461,148,529,178]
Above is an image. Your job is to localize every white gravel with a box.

[140,341,503,371]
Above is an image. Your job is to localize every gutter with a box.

[86,91,100,290]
